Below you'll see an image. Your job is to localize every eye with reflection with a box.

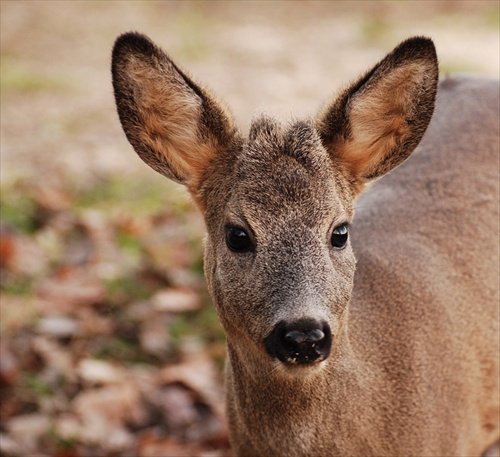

[226,226,253,253]
[331,223,349,250]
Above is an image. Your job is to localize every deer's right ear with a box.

[112,32,237,189]
[317,37,438,194]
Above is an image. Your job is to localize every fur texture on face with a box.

[203,117,357,351]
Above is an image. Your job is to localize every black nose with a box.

[264,319,332,365]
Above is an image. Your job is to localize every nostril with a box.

[285,330,307,344]
[285,329,325,344]
[306,329,325,342]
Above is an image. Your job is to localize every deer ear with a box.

[317,37,438,192]
[112,32,237,189]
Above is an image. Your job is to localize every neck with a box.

[224,316,383,456]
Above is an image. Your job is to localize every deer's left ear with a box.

[317,37,438,193]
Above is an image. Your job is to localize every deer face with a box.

[202,118,357,369]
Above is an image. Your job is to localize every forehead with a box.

[229,117,352,229]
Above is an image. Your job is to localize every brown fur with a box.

[112,34,500,456]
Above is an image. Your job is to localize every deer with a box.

[111,33,500,457]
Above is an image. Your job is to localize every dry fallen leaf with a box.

[157,345,227,443]
[53,413,81,441]
[5,413,52,454]
[76,307,114,337]
[72,381,146,452]
[0,228,48,277]
[0,342,20,386]
[77,358,126,385]
[36,314,80,338]
[0,228,16,269]
[33,184,72,213]
[0,432,23,456]
[159,347,224,416]
[137,433,206,457]
[142,218,192,271]
[139,312,170,357]
[31,335,75,381]
[0,294,39,334]
[35,267,105,313]
[79,210,119,263]
[152,288,201,313]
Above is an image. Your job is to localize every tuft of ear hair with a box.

[111,32,237,190]
[317,37,439,193]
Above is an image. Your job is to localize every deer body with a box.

[112,34,500,456]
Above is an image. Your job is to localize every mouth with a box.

[280,348,329,366]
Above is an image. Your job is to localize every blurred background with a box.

[1,2,498,456]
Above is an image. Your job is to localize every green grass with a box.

[439,61,483,76]
[23,372,54,397]
[75,175,192,218]
[480,3,500,29]
[0,174,192,233]
[0,184,38,233]
[360,17,392,43]
[116,230,143,255]
[170,306,225,347]
[175,6,212,60]
[93,335,146,362]
[1,277,34,296]
[104,276,153,305]
[1,54,72,94]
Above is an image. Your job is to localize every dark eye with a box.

[226,226,252,253]
[331,223,349,250]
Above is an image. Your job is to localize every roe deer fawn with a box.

[112,34,500,456]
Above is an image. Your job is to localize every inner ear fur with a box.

[112,32,237,189]
[317,37,439,192]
